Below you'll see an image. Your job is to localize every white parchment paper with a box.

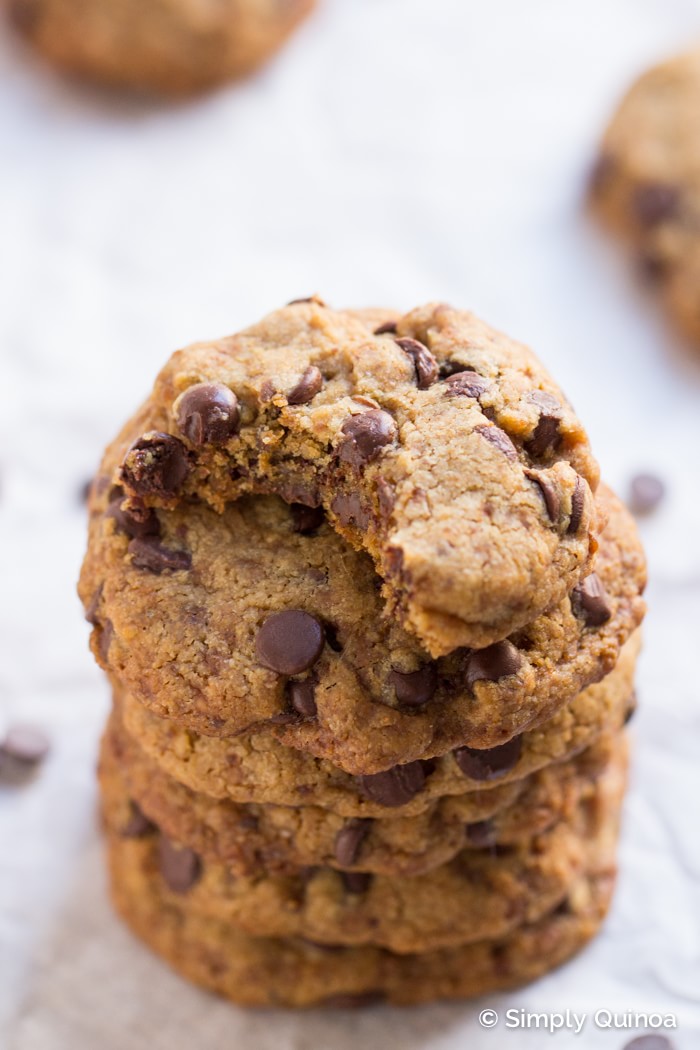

[1,1,699,1046]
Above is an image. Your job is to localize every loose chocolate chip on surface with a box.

[395,337,438,389]
[122,801,155,838]
[474,424,518,462]
[466,819,496,847]
[290,503,325,534]
[256,610,325,675]
[389,663,438,707]
[338,411,396,468]
[633,183,679,227]
[454,736,523,781]
[444,370,490,399]
[374,320,397,335]
[525,470,560,523]
[465,641,522,687]
[335,819,371,867]
[573,573,611,627]
[357,761,426,807]
[286,679,317,718]
[331,492,370,528]
[288,366,323,405]
[128,537,192,574]
[568,476,586,534]
[175,382,240,447]
[341,870,372,894]
[623,1037,675,1050]
[1,724,51,764]
[158,836,201,893]
[121,432,189,497]
[629,472,665,515]
[107,498,161,539]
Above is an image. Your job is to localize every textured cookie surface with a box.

[101,752,624,953]
[591,46,700,345]
[108,833,617,1006]
[92,301,601,657]
[102,706,625,877]
[7,0,315,96]
[80,470,644,772]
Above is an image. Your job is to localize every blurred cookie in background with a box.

[5,0,316,96]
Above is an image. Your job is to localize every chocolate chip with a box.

[335,819,371,867]
[121,432,189,498]
[376,477,395,519]
[639,248,670,283]
[175,382,240,447]
[623,692,638,726]
[286,679,317,718]
[466,819,496,847]
[341,871,372,894]
[121,801,155,838]
[324,623,343,653]
[568,476,586,534]
[106,498,161,539]
[128,537,192,574]
[338,411,396,468]
[288,366,323,405]
[589,152,615,194]
[474,424,518,462]
[394,337,438,389]
[454,736,523,781]
[85,584,104,626]
[526,392,562,457]
[388,663,438,707]
[633,183,679,227]
[97,620,114,662]
[629,473,665,515]
[331,491,370,528]
[80,478,93,504]
[322,992,385,1008]
[158,836,201,893]
[465,641,522,688]
[623,1037,675,1050]
[572,573,611,627]
[525,470,560,522]
[256,610,325,675]
[444,370,490,399]
[374,320,397,335]
[287,295,326,306]
[1,724,51,764]
[357,761,426,807]
[290,503,325,534]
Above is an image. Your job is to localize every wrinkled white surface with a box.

[1,0,700,1046]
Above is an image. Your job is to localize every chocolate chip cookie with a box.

[80,472,644,773]
[7,0,315,96]
[591,46,700,345]
[89,301,601,657]
[119,629,638,817]
[102,703,625,878]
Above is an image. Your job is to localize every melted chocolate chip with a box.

[629,473,665,515]
[175,382,240,447]
[286,679,317,718]
[128,537,192,574]
[568,476,586,534]
[465,641,523,688]
[290,503,325,534]
[526,470,560,523]
[341,871,372,894]
[121,801,155,838]
[374,320,397,335]
[121,432,189,498]
[526,392,562,457]
[158,836,201,893]
[288,366,323,406]
[454,736,523,781]
[107,498,161,539]
[388,664,438,707]
[466,819,496,847]
[395,337,438,389]
[338,411,396,469]
[572,573,611,627]
[256,610,325,675]
[335,819,371,867]
[357,761,427,807]
[474,424,518,462]
[633,183,679,227]
[444,370,490,399]
[331,492,370,528]
[1,724,51,764]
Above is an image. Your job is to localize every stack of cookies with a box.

[79,300,646,1007]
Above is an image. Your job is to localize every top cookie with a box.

[7,0,315,97]
[109,301,599,655]
[591,47,700,345]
